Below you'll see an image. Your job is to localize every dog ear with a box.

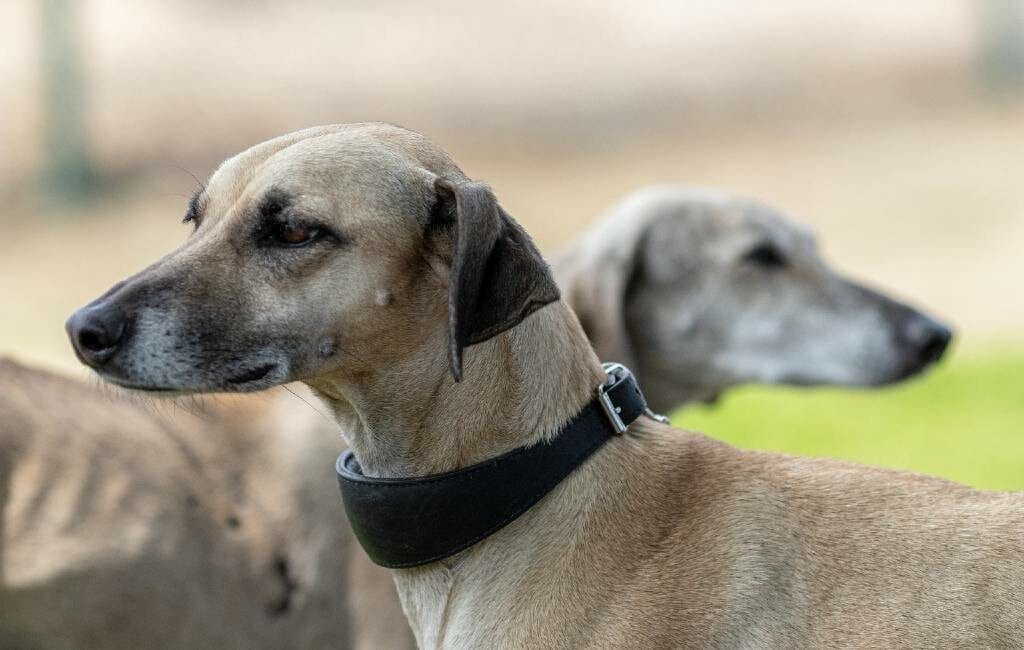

[559,212,650,372]
[433,177,560,382]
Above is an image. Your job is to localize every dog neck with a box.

[307,301,610,648]
[306,301,605,479]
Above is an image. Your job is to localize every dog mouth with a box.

[99,362,281,394]
[227,363,278,386]
[103,377,180,393]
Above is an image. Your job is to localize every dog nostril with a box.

[894,312,953,377]
[900,314,952,366]
[79,327,112,352]
[67,307,126,367]
[918,327,952,365]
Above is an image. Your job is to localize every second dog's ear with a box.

[432,177,560,381]
[558,210,649,372]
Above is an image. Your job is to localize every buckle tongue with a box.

[598,362,629,434]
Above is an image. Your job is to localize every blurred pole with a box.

[40,0,94,202]
[978,0,1024,91]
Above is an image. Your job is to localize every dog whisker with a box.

[282,384,334,425]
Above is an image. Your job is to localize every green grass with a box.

[672,346,1024,491]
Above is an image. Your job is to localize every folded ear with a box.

[558,211,650,371]
[434,177,560,381]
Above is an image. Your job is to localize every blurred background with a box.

[1,0,1022,488]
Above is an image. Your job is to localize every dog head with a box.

[559,186,952,410]
[66,124,559,392]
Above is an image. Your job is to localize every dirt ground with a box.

[3,100,1023,377]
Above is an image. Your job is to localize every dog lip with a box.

[101,375,179,393]
[226,363,277,385]
[96,364,281,393]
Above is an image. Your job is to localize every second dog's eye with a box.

[743,243,787,269]
[266,222,322,247]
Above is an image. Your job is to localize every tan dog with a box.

[64,124,1022,648]
[3,188,951,648]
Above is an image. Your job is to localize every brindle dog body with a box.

[63,124,1022,648]
[0,359,408,649]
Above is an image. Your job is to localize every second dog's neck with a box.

[307,301,605,479]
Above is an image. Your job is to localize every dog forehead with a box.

[638,200,734,259]
[736,201,818,253]
[256,144,426,221]
[204,123,463,221]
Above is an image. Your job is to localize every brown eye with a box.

[274,222,320,246]
[256,216,333,249]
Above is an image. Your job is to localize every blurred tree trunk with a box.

[979,0,1024,91]
[40,0,94,202]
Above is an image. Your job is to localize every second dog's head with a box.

[558,187,952,410]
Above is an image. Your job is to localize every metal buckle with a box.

[598,362,671,430]
[644,407,671,425]
[597,362,629,434]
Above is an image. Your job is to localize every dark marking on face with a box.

[249,187,352,259]
[183,189,207,228]
[742,242,788,270]
[226,364,277,385]
[318,338,338,358]
[257,188,293,219]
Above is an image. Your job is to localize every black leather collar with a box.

[335,363,657,568]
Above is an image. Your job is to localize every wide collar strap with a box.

[335,363,652,569]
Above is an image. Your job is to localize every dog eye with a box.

[743,243,787,269]
[268,222,322,247]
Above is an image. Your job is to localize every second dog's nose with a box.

[901,314,953,368]
[66,305,127,368]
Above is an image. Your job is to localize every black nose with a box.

[66,304,127,368]
[899,314,953,370]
